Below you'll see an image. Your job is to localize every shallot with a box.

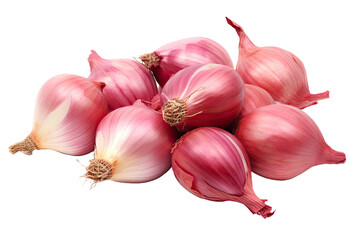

[88,50,158,111]
[226,17,329,109]
[235,104,346,180]
[85,103,177,184]
[9,74,108,155]
[172,127,274,218]
[160,63,244,131]
[140,37,233,87]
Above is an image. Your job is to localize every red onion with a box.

[226,17,329,109]
[172,127,274,218]
[240,84,275,118]
[140,37,233,87]
[160,63,245,131]
[235,104,346,180]
[9,74,108,155]
[85,103,178,184]
[88,50,158,111]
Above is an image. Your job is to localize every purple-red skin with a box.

[226,17,329,109]
[172,127,274,218]
[88,50,158,111]
[235,104,346,180]
[160,63,245,132]
[149,37,233,87]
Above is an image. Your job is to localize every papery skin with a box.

[240,84,275,118]
[93,104,178,183]
[160,63,244,131]
[88,50,158,111]
[143,37,233,87]
[24,74,108,155]
[235,104,346,180]
[172,127,273,218]
[226,17,329,109]
[134,94,162,112]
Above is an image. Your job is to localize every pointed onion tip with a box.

[225,17,245,37]
[226,17,255,52]
[258,206,275,219]
[305,90,330,101]
[241,195,275,218]
[88,50,105,70]
[296,90,329,109]
[89,50,102,61]
[327,149,346,164]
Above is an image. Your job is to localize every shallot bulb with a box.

[140,37,233,87]
[9,74,108,155]
[85,104,178,184]
[240,84,275,118]
[88,50,158,111]
[235,104,346,180]
[160,63,245,131]
[226,17,329,109]
[172,127,274,218]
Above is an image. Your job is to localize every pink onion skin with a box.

[235,104,346,180]
[19,74,108,155]
[160,63,245,131]
[226,17,329,109]
[172,127,274,218]
[145,37,233,87]
[88,50,158,111]
[91,104,178,183]
[240,84,275,118]
[150,94,161,112]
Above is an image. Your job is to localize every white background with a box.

[0,0,359,239]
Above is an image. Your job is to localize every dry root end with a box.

[162,87,206,126]
[163,99,187,126]
[9,135,37,155]
[85,159,113,184]
[139,53,159,68]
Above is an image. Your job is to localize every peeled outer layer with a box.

[240,84,275,118]
[172,127,274,218]
[86,104,178,184]
[9,74,108,156]
[226,17,329,109]
[88,50,158,111]
[160,63,245,131]
[235,104,346,180]
[141,37,233,87]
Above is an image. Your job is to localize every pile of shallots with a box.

[9,17,345,219]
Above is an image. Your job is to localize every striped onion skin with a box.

[140,37,233,88]
[9,74,108,156]
[235,104,346,180]
[85,104,178,184]
[239,84,275,118]
[172,127,273,218]
[160,63,244,132]
[88,50,158,111]
[226,17,329,109]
